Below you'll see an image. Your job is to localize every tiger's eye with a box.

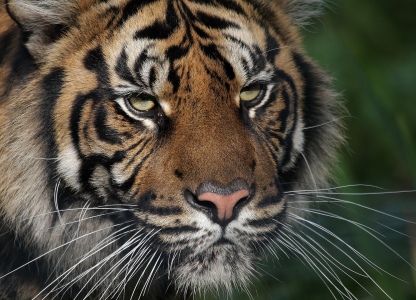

[240,84,261,102]
[128,95,156,111]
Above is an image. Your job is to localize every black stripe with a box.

[133,47,151,86]
[274,70,298,168]
[159,226,199,235]
[94,104,123,145]
[104,6,121,29]
[188,0,246,16]
[218,0,246,16]
[79,153,124,189]
[166,43,190,62]
[145,206,183,216]
[253,83,278,116]
[279,52,328,188]
[276,69,297,100]
[168,67,181,94]
[224,34,250,51]
[0,30,14,65]
[265,26,280,63]
[40,68,65,197]
[115,48,136,85]
[279,88,298,168]
[117,0,160,28]
[149,66,157,89]
[135,191,183,216]
[251,45,267,75]
[78,147,128,188]
[177,0,197,22]
[258,128,280,168]
[187,0,215,5]
[192,25,211,39]
[196,11,240,29]
[70,94,86,151]
[84,46,110,86]
[119,150,153,191]
[135,20,175,40]
[124,139,151,170]
[256,178,284,208]
[165,43,190,93]
[200,44,235,80]
[292,51,323,130]
[134,0,179,40]
[70,89,105,153]
[247,207,285,228]
[264,129,284,144]
[40,68,64,158]
[277,87,290,133]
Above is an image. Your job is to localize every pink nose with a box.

[197,189,250,220]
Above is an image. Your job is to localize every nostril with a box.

[234,193,250,211]
[197,189,249,221]
[184,190,217,218]
[186,179,253,224]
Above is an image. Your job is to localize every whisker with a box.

[107,231,161,299]
[17,204,138,222]
[46,200,92,285]
[130,250,159,300]
[287,189,416,196]
[281,222,373,295]
[303,115,353,130]
[289,206,414,278]
[287,213,396,299]
[53,179,64,226]
[277,230,347,299]
[306,194,416,225]
[300,152,318,194]
[280,223,361,299]
[1,221,134,282]
[34,222,137,299]
[284,183,387,194]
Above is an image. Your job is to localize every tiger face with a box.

[0,0,342,298]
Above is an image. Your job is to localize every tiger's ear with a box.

[6,0,85,61]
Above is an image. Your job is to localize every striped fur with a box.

[0,0,342,299]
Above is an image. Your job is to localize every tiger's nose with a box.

[197,189,250,220]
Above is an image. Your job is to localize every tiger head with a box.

[0,0,342,298]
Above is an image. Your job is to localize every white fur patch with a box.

[57,144,82,190]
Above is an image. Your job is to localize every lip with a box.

[212,237,235,247]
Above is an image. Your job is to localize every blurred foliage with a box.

[197,0,416,299]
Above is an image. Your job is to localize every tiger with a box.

[0,0,344,299]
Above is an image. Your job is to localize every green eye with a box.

[240,84,261,102]
[128,95,156,111]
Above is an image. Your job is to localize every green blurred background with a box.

[198,0,416,299]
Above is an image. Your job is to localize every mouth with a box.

[212,237,235,247]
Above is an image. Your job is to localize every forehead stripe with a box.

[84,46,110,86]
[117,0,161,28]
[200,44,235,80]
[195,11,240,29]
[188,0,247,16]
[115,48,137,85]
[134,1,179,40]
